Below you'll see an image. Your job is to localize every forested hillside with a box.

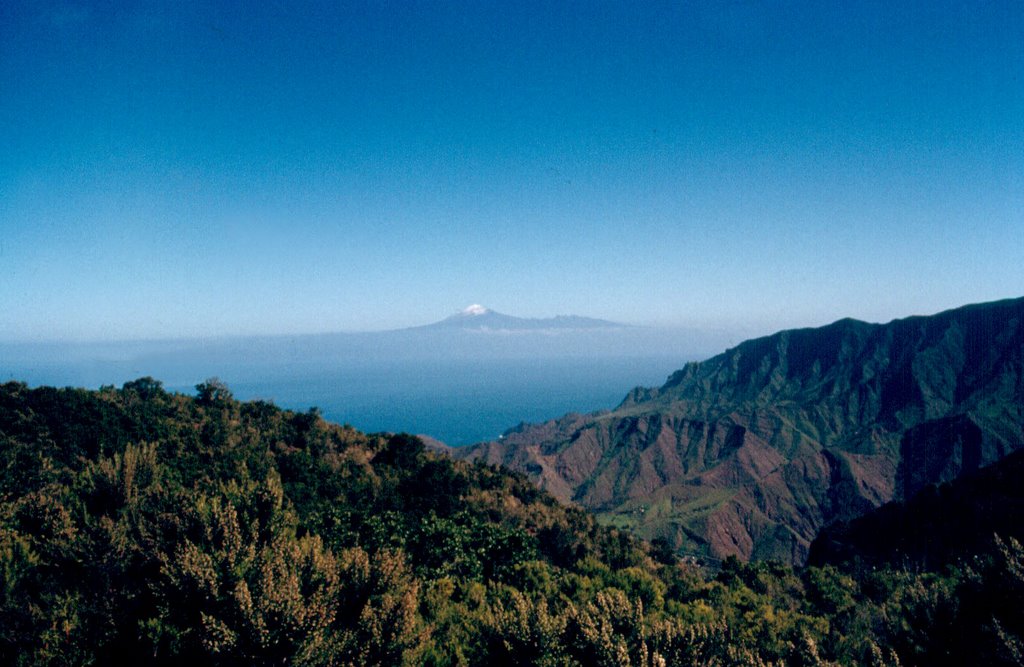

[1,379,1022,665]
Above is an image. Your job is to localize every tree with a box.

[195,378,232,406]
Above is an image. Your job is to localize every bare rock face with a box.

[456,298,1024,565]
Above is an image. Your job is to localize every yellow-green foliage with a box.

[0,379,1020,666]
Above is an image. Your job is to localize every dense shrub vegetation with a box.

[1,379,1021,665]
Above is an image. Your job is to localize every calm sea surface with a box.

[184,356,683,446]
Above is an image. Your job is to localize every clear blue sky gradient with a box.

[2,1,1022,341]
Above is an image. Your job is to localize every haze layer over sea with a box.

[1,318,723,445]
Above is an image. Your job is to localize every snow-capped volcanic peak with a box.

[419,305,621,331]
[460,304,490,316]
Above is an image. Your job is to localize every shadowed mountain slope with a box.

[455,297,1024,565]
[809,447,1024,571]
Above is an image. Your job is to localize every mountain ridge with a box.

[454,296,1024,565]
[411,304,625,332]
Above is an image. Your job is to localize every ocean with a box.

[187,355,683,446]
[2,326,719,446]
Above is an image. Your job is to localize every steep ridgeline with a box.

[455,297,1024,565]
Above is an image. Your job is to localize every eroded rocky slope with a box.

[455,298,1024,564]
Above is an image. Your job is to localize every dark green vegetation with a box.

[3,379,1024,665]
[458,297,1024,564]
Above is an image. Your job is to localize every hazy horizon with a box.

[0,301,733,344]
[0,295,1019,346]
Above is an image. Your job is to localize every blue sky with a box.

[2,1,1022,341]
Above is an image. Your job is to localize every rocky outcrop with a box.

[455,298,1024,565]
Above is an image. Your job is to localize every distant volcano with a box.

[413,305,625,332]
